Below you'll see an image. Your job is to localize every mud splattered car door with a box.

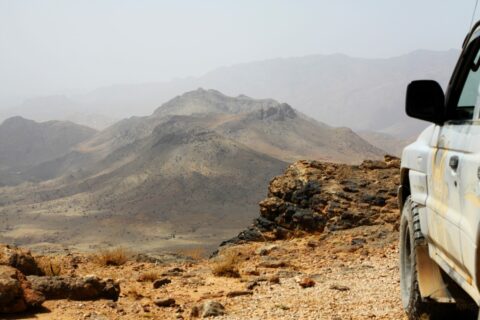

[428,128,464,269]
[439,35,480,285]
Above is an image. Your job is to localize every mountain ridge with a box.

[0,50,459,137]
[0,116,96,171]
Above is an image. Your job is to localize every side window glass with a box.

[455,50,480,120]
[458,51,480,107]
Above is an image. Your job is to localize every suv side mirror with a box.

[406,80,445,124]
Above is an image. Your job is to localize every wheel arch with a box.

[398,167,410,211]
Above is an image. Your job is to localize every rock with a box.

[384,155,401,168]
[220,158,400,245]
[255,244,278,256]
[360,159,388,170]
[153,278,171,289]
[330,284,350,291]
[135,253,160,264]
[269,275,280,284]
[0,244,43,276]
[258,258,288,268]
[154,298,176,307]
[219,227,264,246]
[226,290,253,298]
[298,277,315,288]
[360,194,386,206]
[351,238,367,246]
[259,197,286,221]
[341,180,359,193]
[27,274,120,301]
[191,301,226,318]
[306,240,319,248]
[292,209,324,231]
[136,253,193,265]
[246,280,258,290]
[243,269,260,276]
[254,217,276,232]
[273,226,291,239]
[161,267,185,277]
[0,265,45,313]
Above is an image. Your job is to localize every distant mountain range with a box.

[0,89,386,250]
[0,50,458,139]
[0,117,96,185]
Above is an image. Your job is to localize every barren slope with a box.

[0,121,287,252]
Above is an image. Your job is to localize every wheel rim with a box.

[400,219,413,308]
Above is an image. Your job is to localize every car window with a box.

[458,50,480,108]
[453,49,480,120]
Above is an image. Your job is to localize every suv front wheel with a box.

[400,196,456,319]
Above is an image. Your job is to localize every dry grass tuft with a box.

[177,247,207,261]
[211,249,241,278]
[137,270,160,282]
[36,256,63,276]
[93,247,130,266]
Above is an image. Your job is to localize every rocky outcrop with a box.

[0,243,121,314]
[0,244,43,276]
[26,275,120,301]
[0,265,45,313]
[224,155,400,245]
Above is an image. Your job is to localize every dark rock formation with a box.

[223,156,400,245]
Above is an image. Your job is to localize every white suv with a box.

[400,21,480,319]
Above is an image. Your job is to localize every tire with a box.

[400,196,458,320]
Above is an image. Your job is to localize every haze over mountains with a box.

[0,89,386,251]
[0,49,458,251]
[0,117,96,185]
[0,50,458,139]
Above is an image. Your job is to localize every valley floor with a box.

[10,224,406,320]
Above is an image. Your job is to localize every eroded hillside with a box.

[0,89,386,252]
[0,117,96,185]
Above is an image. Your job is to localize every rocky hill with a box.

[213,103,383,162]
[0,89,387,253]
[0,117,96,185]
[0,121,287,252]
[0,116,96,169]
[78,89,383,167]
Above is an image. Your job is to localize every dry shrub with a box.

[36,255,63,276]
[211,249,241,278]
[93,247,130,266]
[177,247,207,261]
[137,270,159,282]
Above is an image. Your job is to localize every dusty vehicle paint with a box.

[401,22,480,307]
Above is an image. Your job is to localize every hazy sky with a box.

[0,0,477,100]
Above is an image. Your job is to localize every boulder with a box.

[0,265,45,313]
[0,244,43,276]
[27,274,120,301]
[153,278,171,289]
[191,301,226,318]
[154,298,176,307]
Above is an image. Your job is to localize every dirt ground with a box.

[5,224,407,320]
